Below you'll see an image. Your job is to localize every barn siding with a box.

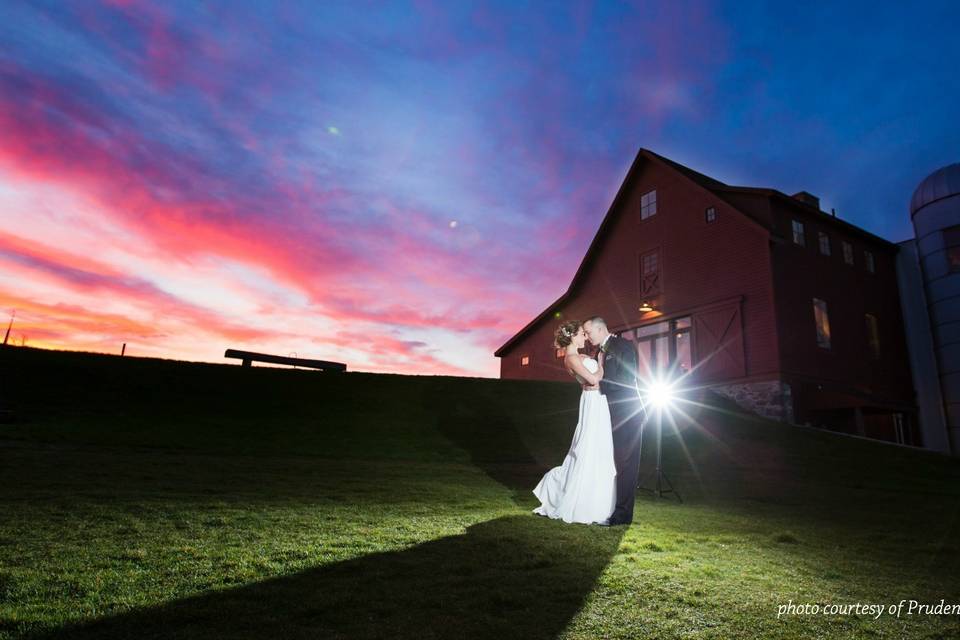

[768,202,916,413]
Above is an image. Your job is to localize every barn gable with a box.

[494,148,772,357]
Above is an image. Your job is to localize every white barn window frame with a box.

[640,189,657,221]
[842,240,854,265]
[818,231,831,256]
[792,219,805,246]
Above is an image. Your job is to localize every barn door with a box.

[692,303,746,380]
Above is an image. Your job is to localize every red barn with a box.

[495,148,918,446]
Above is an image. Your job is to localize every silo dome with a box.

[911,163,960,216]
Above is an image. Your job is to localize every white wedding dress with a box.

[532,357,617,524]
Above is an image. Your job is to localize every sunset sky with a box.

[1,1,958,377]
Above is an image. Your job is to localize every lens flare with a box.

[645,379,675,408]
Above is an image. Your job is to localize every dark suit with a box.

[598,334,643,524]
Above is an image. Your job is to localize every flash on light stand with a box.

[645,379,675,409]
[636,373,682,502]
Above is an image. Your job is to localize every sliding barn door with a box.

[692,303,746,380]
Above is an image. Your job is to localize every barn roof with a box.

[494,148,899,357]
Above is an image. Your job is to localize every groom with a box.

[582,316,642,526]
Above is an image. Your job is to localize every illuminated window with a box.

[842,241,854,265]
[813,298,831,349]
[865,313,880,359]
[705,206,717,223]
[943,225,960,272]
[520,355,530,366]
[629,316,691,378]
[818,231,831,256]
[864,250,875,273]
[640,189,657,220]
[792,220,805,246]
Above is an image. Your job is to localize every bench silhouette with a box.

[224,349,346,372]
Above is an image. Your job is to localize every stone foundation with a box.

[708,380,794,423]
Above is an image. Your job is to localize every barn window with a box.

[943,225,960,272]
[520,355,530,366]
[629,316,691,378]
[792,220,805,246]
[864,250,875,273]
[865,313,880,359]
[640,249,661,296]
[705,206,717,223]
[813,298,831,349]
[818,231,831,256]
[842,241,854,265]
[640,189,657,220]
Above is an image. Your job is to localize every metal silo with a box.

[910,163,960,455]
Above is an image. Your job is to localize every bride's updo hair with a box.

[554,319,582,349]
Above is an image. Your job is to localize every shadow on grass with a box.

[426,380,554,507]
[11,367,628,639]
[22,514,625,640]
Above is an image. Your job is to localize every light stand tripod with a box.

[635,397,682,502]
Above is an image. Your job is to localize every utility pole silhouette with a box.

[2,310,13,346]
[0,310,12,423]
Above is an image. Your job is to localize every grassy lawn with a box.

[1,345,959,639]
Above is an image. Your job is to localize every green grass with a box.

[1,345,959,639]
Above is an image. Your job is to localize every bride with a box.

[532,319,617,524]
